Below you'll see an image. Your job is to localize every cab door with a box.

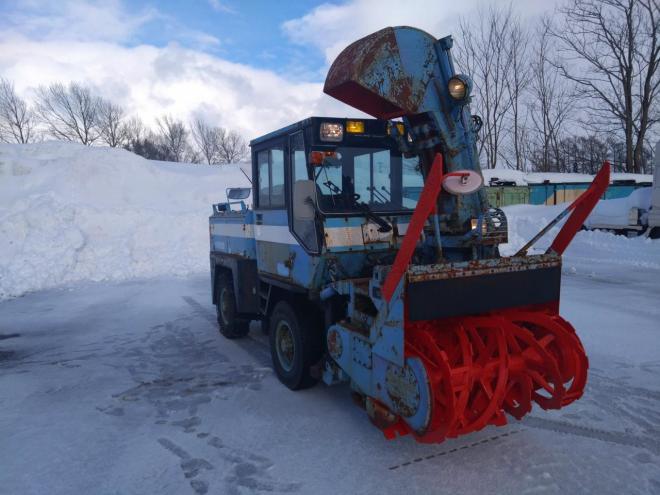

[253,139,297,278]
[289,131,320,254]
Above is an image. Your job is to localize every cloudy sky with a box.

[0,0,560,140]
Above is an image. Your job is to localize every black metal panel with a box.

[258,273,308,294]
[210,253,259,315]
[406,266,561,321]
[250,117,391,148]
[234,258,259,314]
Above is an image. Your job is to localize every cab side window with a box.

[256,145,285,209]
[291,133,307,183]
[270,149,285,207]
[257,151,270,208]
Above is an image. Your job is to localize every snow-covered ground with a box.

[0,142,249,300]
[501,202,660,280]
[1,266,659,494]
[1,142,659,493]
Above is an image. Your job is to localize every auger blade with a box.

[387,310,589,443]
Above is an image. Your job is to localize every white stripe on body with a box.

[213,222,411,247]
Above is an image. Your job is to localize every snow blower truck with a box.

[209,26,609,443]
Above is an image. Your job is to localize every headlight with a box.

[448,76,469,100]
[320,122,343,142]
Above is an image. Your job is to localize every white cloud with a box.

[283,0,560,65]
[208,0,236,15]
[0,35,353,139]
[0,0,359,139]
[3,0,157,43]
[3,0,224,51]
[0,0,561,141]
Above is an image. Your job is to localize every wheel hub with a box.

[219,287,231,324]
[275,321,295,372]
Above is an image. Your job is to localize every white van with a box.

[584,141,659,237]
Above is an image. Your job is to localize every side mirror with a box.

[227,187,251,200]
[293,180,317,221]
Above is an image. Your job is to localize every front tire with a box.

[215,273,249,339]
[269,300,322,390]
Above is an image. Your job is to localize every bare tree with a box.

[122,116,171,161]
[190,118,248,164]
[97,99,126,147]
[552,0,660,173]
[191,117,220,164]
[156,115,189,162]
[457,5,516,168]
[35,82,100,145]
[503,22,532,170]
[528,20,576,172]
[558,134,609,174]
[123,116,146,146]
[0,78,36,143]
[125,133,169,161]
[217,128,248,164]
[185,148,203,164]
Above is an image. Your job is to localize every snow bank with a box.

[524,172,595,184]
[1,142,657,300]
[610,172,654,184]
[0,142,249,299]
[501,203,660,275]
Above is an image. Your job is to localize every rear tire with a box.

[650,227,660,240]
[215,273,249,339]
[269,300,322,390]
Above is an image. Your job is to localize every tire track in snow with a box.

[181,296,272,368]
[523,416,660,454]
[182,296,660,461]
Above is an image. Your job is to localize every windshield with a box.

[313,147,423,214]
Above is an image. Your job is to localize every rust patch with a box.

[406,254,562,283]
[324,27,430,118]
[327,328,343,360]
[385,364,421,418]
[366,397,398,430]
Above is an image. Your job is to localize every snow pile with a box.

[1,142,657,300]
[0,142,249,299]
[524,172,596,184]
[501,203,660,276]
[610,172,654,184]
